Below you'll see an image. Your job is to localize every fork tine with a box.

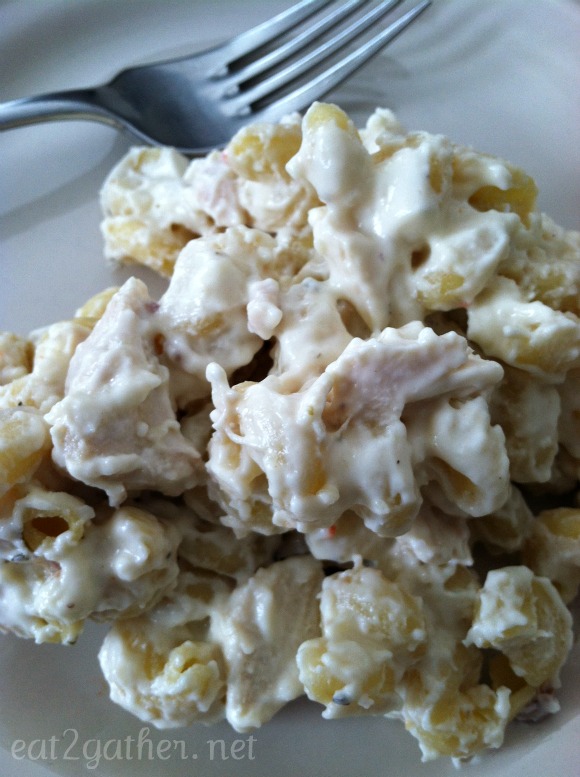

[246,0,431,120]
[225,0,370,85]
[217,0,335,65]
[227,0,405,110]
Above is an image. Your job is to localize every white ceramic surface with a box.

[1,1,579,775]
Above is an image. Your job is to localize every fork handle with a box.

[0,88,119,131]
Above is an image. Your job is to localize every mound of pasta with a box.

[1,103,579,763]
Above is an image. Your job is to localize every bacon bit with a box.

[327,525,337,538]
[145,300,160,314]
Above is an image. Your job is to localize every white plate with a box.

[1,1,579,775]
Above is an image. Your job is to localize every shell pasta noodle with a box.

[1,101,579,764]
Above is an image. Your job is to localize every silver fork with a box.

[0,0,431,155]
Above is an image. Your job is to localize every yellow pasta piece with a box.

[465,566,573,688]
[497,214,580,315]
[74,287,119,320]
[467,166,538,228]
[104,219,195,277]
[177,516,280,582]
[320,565,426,653]
[402,684,510,761]
[86,504,182,621]
[298,636,399,715]
[489,365,560,483]
[298,563,426,717]
[226,119,302,182]
[0,331,32,385]
[467,276,580,377]
[100,146,205,277]
[13,484,95,557]
[0,560,84,644]
[226,118,320,234]
[400,634,509,761]
[487,652,537,721]
[0,320,92,414]
[410,395,510,519]
[0,501,180,639]
[304,102,358,136]
[413,220,510,312]
[470,485,534,555]
[523,507,580,603]
[98,569,231,727]
[152,489,281,581]
[157,639,225,701]
[0,408,51,500]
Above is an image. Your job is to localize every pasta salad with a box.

[1,102,579,763]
